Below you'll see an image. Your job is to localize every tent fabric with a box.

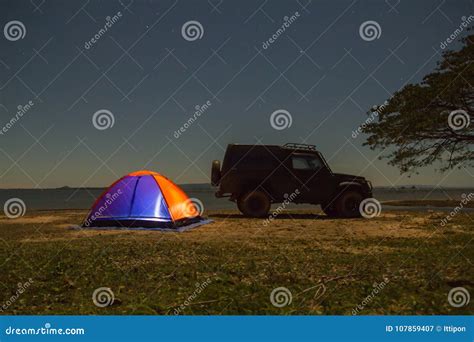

[82,170,206,229]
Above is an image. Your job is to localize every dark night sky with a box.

[1,0,473,188]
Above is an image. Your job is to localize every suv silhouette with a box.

[211,143,373,218]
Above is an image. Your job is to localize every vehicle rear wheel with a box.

[237,190,271,218]
[335,191,363,218]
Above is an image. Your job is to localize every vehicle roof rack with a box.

[283,143,317,151]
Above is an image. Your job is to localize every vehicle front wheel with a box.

[335,191,363,218]
[237,190,271,218]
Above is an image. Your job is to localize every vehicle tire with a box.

[335,191,363,218]
[211,160,221,186]
[321,202,338,217]
[238,190,271,218]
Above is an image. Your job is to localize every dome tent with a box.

[82,170,209,231]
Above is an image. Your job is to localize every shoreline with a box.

[15,200,474,215]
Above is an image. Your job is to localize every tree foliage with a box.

[362,34,474,173]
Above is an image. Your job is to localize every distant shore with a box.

[1,187,473,211]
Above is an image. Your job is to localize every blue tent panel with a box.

[92,176,138,219]
[130,175,171,219]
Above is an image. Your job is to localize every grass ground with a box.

[0,207,472,315]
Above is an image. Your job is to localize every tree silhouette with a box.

[362,34,473,173]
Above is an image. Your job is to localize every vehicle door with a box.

[289,153,332,203]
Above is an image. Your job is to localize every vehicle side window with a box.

[292,155,323,170]
[292,156,309,169]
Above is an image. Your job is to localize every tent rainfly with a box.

[82,170,209,230]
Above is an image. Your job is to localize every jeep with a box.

[211,143,373,218]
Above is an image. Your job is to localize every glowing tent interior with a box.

[82,170,209,230]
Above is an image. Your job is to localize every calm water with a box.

[0,186,473,211]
